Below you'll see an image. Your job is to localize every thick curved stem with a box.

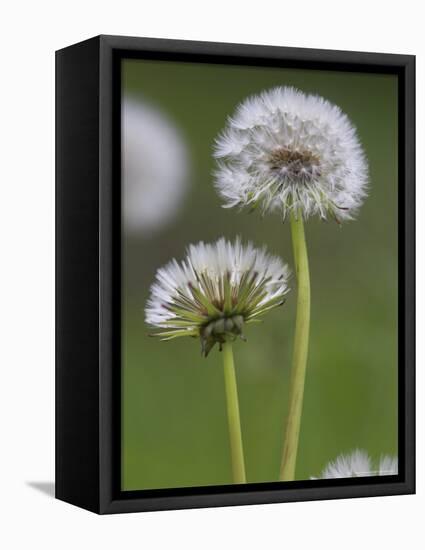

[279,210,311,481]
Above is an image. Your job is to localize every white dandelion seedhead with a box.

[214,86,368,222]
[145,238,290,357]
[312,449,398,479]
[378,455,399,476]
[122,96,189,233]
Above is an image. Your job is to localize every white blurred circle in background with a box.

[122,96,189,234]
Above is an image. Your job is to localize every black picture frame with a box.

[56,35,415,514]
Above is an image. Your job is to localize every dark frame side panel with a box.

[56,37,101,513]
[56,35,415,514]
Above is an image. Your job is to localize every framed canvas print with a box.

[55,35,415,514]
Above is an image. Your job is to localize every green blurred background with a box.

[121,59,398,490]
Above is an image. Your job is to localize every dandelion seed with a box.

[145,238,290,356]
[214,86,368,222]
[378,455,399,476]
[312,449,398,479]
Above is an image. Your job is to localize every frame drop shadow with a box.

[27,481,55,498]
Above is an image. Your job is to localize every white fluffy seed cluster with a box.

[145,238,290,355]
[214,86,368,222]
[312,449,398,479]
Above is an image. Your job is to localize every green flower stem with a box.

[222,341,247,484]
[280,209,311,481]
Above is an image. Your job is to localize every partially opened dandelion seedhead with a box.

[214,86,368,222]
[311,449,398,479]
[145,238,290,356]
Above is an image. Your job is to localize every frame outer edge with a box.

[403,55,415,494]
[99,36,116,514]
